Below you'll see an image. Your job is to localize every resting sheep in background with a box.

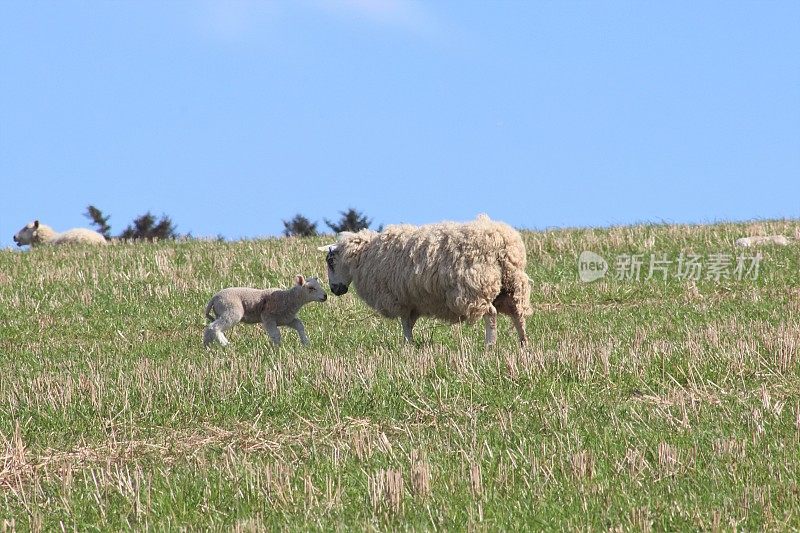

[203,275,327,348]
[734,235,790,247]
[13,220,107,247]
[319,214,532,347]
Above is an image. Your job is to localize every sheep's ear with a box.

[295,274,305,286]
[33,220,40,229]
[338,231,354,240]
[317,244,337,252]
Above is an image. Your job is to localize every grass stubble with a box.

[0,220,799,530]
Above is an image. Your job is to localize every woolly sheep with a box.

[318,214,532,347]
[734,235,790,247]
[203,275,327,347]
[13,220,107,247]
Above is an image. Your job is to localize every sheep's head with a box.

[13,220,41,247]
[295,275,328,303]
[317,245,351,296]
[318,230,375,296]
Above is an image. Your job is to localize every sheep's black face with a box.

[325,247,351,296]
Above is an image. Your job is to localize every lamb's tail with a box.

[204,298,216,322]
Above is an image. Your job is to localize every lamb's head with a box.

[294,275,328,303]
[13,220,41,247]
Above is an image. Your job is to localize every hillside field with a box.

[1,220,799,530]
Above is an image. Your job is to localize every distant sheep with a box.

[13,220,107,247]
[319,214,532,347]
[203,275,327,347]
[734,235,790,247]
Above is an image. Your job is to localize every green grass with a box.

[1,220,799,530]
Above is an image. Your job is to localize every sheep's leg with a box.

[494,292,528,347]
[288,317,310,346]
[261,319,282,346]
[483,305,498,347]
[204,314,238,348]
[510,314,528,347]
[401,310,419,343]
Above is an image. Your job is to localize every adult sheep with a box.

[13,220,107,247]
[318,214,532,346]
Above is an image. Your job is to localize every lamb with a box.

[734,235,790,247]
[203,275,327,347]
[318,214,532,347]
[13,220,107,247]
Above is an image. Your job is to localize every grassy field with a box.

[1,220,799,531]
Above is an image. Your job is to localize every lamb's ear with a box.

[33,220,40,229]
[317,244,337,252]
[337,231,354,240]
[295,274,305,286]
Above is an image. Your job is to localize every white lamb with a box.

[318,214,532,347]
[203,275,327,347]
[734,235,790,247]
[13,220,107,247]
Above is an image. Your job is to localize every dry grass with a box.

[1,220,799,529]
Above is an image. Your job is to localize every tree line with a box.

[281,209,376,237]
[84,205,375,241]
[85,205,179,241]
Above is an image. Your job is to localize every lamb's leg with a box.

[288,317,310,346]
[401,310,419,343]
[203,327,216,347]
[261,318,282,346]
[204,314,238,347]
[483,304,498,347]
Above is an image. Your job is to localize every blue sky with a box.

[2,1,798,248]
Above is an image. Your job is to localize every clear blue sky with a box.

[2,1,798,248]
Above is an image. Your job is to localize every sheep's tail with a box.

[498,226,533,317]
[503,268,533,317]
[204,298,216,322]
